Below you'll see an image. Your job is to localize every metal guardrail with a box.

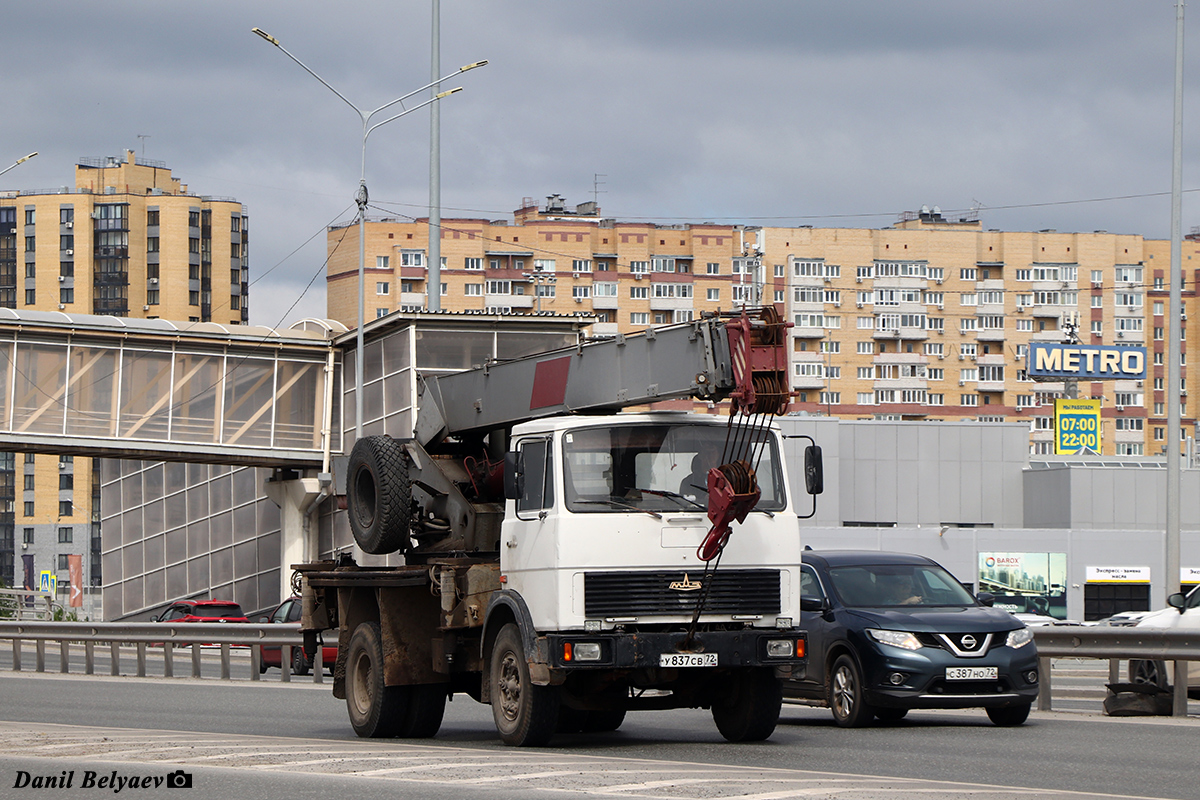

[0,589,59,621]
[0,621,327,683]
[1032,627,1199,716]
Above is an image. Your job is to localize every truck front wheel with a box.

[711,668,782,742]
[346,622,406,738]
[491,624,559,746]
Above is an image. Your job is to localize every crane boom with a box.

[414,307,791,447]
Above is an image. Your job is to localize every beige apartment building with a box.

[326,196,1198,460]
[0,151,249,592]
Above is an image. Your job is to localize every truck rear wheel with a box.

[346,622,406,738]
[491,623,559,746]
[711,668,782,742]
[400,684,447,738]
[347,436,412,555]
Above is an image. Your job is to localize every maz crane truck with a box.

[295,308,823,746]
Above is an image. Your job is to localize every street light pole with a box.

[252,27,485,439]
[0,152,38,179]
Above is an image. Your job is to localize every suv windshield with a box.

[563,423,785,514]
[829,564,977,608]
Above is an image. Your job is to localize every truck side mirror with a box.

[804,445,823,496]
[1168,592,1186,613]
[503,451,524,500]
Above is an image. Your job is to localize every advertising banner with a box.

[68,554,83,608]
[1054,398,1101,455]
[979,552,1067,619]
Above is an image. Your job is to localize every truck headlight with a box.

[766,639,794,658]
[1006,627,1033,649]
[568,642,602,661]
[866,629,922,651]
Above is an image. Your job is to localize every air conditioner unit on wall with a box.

[1116,405,1125,412]
[856,277,863,283]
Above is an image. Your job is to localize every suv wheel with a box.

[829,654,875,728]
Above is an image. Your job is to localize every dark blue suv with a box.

[784,551,1040,727]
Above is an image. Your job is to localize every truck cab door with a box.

[502,437,558,579]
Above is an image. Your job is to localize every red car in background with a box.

[154,600,249,624]
[259,596,337,676]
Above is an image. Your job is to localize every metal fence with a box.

[0,621,324,683]
[0,589,58,621]
[0,620,1196,714]
[1033,627,1198,716]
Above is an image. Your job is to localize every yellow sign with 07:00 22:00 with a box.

[1054,398,1101,454]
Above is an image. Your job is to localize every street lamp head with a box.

[460,60,489,72]
[17,152,37,165]
[435,87,463,100]
[251,27,280,47]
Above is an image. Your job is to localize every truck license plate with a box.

[660,652,718,668]
[945,666,998,680]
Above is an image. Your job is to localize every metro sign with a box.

[1028,343,1147,380]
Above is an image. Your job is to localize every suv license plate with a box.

[945,666,998,680]
[660,652,718,667]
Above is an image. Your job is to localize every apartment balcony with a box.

[504,294,535,309]
[590,321,619,336]
[399,291,426,307]
[1114,427,1145,443]
[793,326,826,339]
[873,378,928,391]
[978,381,1005,393]
[976,328,1006,342]
[591,294,619,310]
[1031,305,1062,318]
[649,295,693,311]
[793,375,827,390]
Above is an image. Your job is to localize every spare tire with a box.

[347,436,412,554]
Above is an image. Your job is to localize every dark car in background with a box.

[785,551,1039,727]
[154,600,249,624]
[259,596,337,676]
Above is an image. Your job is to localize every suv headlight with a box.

[1006,627,1034,649]
[866,628,922,651]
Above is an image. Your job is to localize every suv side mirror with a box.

[976,592,995,607]
[503,451,524,500]
[800,596,827,613]
[1168,592,1187,613]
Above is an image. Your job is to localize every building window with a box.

[573,259,592,273]
[464,257,482,270]
[706,262,720,275]
[376,282,390,295]
[57,554,69,571]
[629,261,649,274]
[58,526,72,543]
[630,312,649,325]
[376,255,389,269]
[147,210,159,226]
[147,237,159,253]
[189,291,200,305]
[59,473,73,490]
[464,283,483,296]
[400,251,424,267]
[59,288,73,305]
[376,308,389,318]
[533,259,555,272]
[23,474,34,491]
[24,289,35,305]
[22,528,33,544]
[23,501,33,517]
[59,501,73,517]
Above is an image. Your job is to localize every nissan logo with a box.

[960,634,978,649]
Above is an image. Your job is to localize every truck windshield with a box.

[562,423,786,514]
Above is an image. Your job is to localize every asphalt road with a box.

[0,672,1196,800]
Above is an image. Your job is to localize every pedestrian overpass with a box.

[0,309,590,615]
[0,309,343,469]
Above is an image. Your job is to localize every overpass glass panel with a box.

[119,349,173,441]
[66,344,119,438]
[171,352,222,443]
[222,357,274,447]
[13,341,68,434]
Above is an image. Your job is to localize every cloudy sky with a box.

[3,1,1198,328]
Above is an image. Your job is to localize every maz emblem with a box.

[669,573,703,592]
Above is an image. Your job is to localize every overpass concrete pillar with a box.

[264,474,330,602]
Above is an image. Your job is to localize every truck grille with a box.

[584,569,781,617]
